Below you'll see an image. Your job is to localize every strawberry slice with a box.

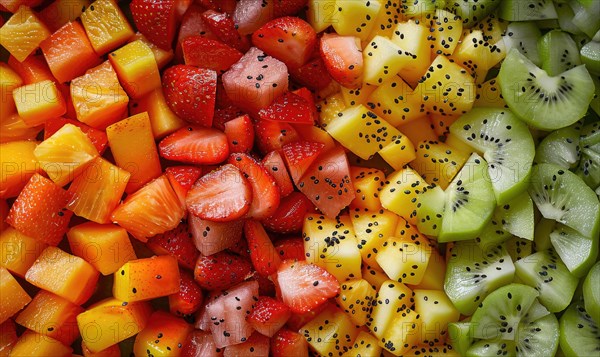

[193,251,253,291]
[186,164,252,222]
[228,153,280,220]
[246,296,292,337]
[274,237,306,262]
[165,165,204,208]
[44,117,108,154]
[244,220,282,276]
[262,192,315,234]
[182,36,243,73]
[261,151,295,198]
[201,10,250,52]
[130,0,178,50]
[198,0,237,13]
[159,126,229,165]
[290,56,333,91]
[6,174,73,246]
[273,0,308,17]
[255,120,300,154]
[320,33,363,88]
[147,221,199,270]
[252,17,316,70]
[271,328,309,357]
[175,4,217,60]
[223,114,254,153]
[282,141,325,183]
[169,271,204,317]
[162,65,217,127]
[276,260,340,313]
[258,92,315,125]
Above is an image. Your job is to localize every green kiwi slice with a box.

[444,240,515,316]
[449,321,473,355]
[498,0,557,21]
[416,185,445,237]
[502,22,543,66]
[549,223,599,278]
[476,217,512,249]
[559,301,600,356]
[514,249,579,312]
[449,107,535,204]
[569,0,600,38]
[591,75,600,116]
[534,123,582,169]
[515,313,560,357]
[498,48,595,130]
[583,262,600,325]
[505,236,533,262]
[555,2,584,35]
[533,217,556,251]
[444,0,501,28]
[576,121,600,189]
[537,30,582,76]
[466,340,517,357]
[581,41,600,75]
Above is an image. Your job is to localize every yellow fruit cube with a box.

[38,0,90,32]
[0,113,43,143]
[113,255,181,302]
[367,76,425,126]
[391,20,431,87]
[307,0,337,33]
[369,280,413,340]
[424,9,463,56]
[378,133,417,170]
[351,208,399,270]
[361,264,390,291]
[12,79,66,127]
[129,88,186,139]
[301,305,360,356]
[129,32,174,70]
[0,319,18,355]
[349,166,385,211]
[380,167,429,225]
[109,40,161,99]
[0,227,47,277]
[133,311,192,357]
[0,5,51,62]
[414,289,460,344]
[342,330,382,357]
[363,35,412,85]
[0,63,23,121]
[0,267,30,324]
[408,248,446,291]
[340,83,376,107]
[77,298,152,353]
[397,116,438,145]
[332,0,382,42]
[0,140,40,199]
[336,278,375,326]
[8,330,72,357]
[380,307,422,356]
[410,140,469,190]
[81,0,134,55]
[317,92,346,128]
[376,236,434,285]
[68,222,137,275]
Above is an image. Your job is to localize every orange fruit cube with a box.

[133,311,193,357]
[129,88,186,139]
[0,5,51,62]
[0,200,7,232]
[0,227,47,278]
[0,0,43,13]
[0,140,40,199]
[113,255,181,302]
[38,0,90,32]
[44,117,109,154]
[0,319,17,355]
[0,267,31,324]
[129,32,174,70]
[81,0,134,55]
[71,61,129,129]
[82,342,121,357]
[109,40,161,98]
[6,330,72,357]
[0,113,42,143]
[12,79,67,127]
[0,63,23,121]
[8,54,55,84]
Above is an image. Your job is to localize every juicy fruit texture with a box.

[0,6,50,62]
[559,301,600,357]
[113,255,180,303]
[583,262,600,325]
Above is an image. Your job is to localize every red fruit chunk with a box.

[162,65,217,127]
[258,92,315,125]
[6,174,73,246]
[254,120,300,154]
[223,333,269,356]
[246,296,291,337]
[285,301,330,331]
[201,9,250,52]
[244,220,281,276]
[261,151,295,198]
[271,328,309,357]
[282,141,325,183]
[44,117,108,154]
[252,17,316,70]
[194,251,253,291]
[147,221,199,270]
[165,165,204,208]
[198,0,237,13]
[130,0,178,50]
[262,192,314,234]
[182,36,243,73]
[181,330,223,357]
[228,153,280,220]
[274,237,306,262]
[276,260,340,313]
[159,126,229,165]
[176,4,217,59]
[273,0,308,17]
[186,164,252,222]
[226,235,250,258]
[223,114,254,153]
[233,0,274,36]
[320,33,363,88]
[169,271,204,317]
[188,215,243,256]
[290,56,333,91]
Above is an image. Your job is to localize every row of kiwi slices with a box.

[409,0,599,355]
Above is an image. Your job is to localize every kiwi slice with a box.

[502,22,543,66]
[515,313,560,357]
[445,0,501,28]
[449,321,473,355]
[505,236,533,262]
[549,223,599,278]
[583,262,600,325]
[533,217,556,251]
[581,41,600,75]
[576,121,600,189]
[559,301,600,356]
[514,249,579,312]
[528,162,599,239]
[537,30,582,76]
[449,107,535,204]
[555,2,584,35]
[444,240,515,316]
[498,0,557,21]
[416,185,445,237]
[466,340,517,357]
[591,75,600,116]
[495,195,535,240]
[534,123,582,169]
[499,48,595,130]
[569,0,600,38]
[476,217,512,249]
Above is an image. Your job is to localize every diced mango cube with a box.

[0,0,43,13]
[336,279,375,326]
[133,311,192,357]
[397,116,438,145]
[317,92,346,128]
[0,319,18,355]
[7,54,55,85]
[81,342,121,357]
[129,89,186,139]
[301,305,360,356]
[129,32,174,70]
[414,289,460,344]
[0,267,31,323]
[8,330,72,356]
[380,167,428,225]
[378,133,416,170]
[0,113,42,143]
[0,227,47,277]
[351,208,399,270]
[77,298,152,353]
[369,280,413,340]
[380,307,422,356]
[367,76,425,127]
[81,0,134,55]
[38,0,90,32]
[12,79,66,127]
[109,40,161,99]
[342,330,382,357]
[113,255,180,302]
[68,222,136,275]
[0,63,23,121]
[0,140,39,199]
[0,5,51,62]
[25,246,99,305]
[376,236,434,285]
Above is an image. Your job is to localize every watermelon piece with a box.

[233,0,274,35]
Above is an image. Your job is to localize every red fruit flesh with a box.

[159,126,229,165]
[193,251,253,291]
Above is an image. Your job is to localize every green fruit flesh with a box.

[581,41,600,75]
[559,301,600,357]
[466,340,517,357]
[503,22,543,66]
[534,217,556,251]
[495,195,535,240]
[445,0,501,28]
[549,223,599,278]
[449,321,473,355]
[569,0,600,38]
[535,124,582,169]
[537,30,582,76]
[505,236,533,262]
[583,262,600,325]
[498,0,558,21]
[555,2,583,35]
[515,313,560,357]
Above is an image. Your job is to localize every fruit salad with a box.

[0,0,599,356]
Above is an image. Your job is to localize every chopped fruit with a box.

[343,331,382,357]
[367,77,426,127]
[130,32,174,69]
[352,208,400,270]
[159,126,228,165]
[194,251,253,291]
[169,271,204,317]
[274,236,306,262]
[0,227,46,277]
[247,296,292,337]
[336,279,376,326]
[301,304,360,356]
[271,328,309,357]
[349,167,385,211]
[0,62,23,121]
[0,140,40,199]
[162,65,217,127]
[113,255,180,302]
[259,91,316,124]
[109,40,161,99]
[255,119,300,154]
[111,175,185,241]
[0,5,50,62]
[276,259,340,313]
[133,311,193,357]
[379,166,428,225]
[232,0,274,35]
[13,79,66,127]
[368,280,413,340]
[290,56,333,91]
[181,330,223,357]
[414,289,460,344]
[332,0,382,41]
[129,88,186,139]
[80,0,134,55]
[201,9,250,52]
[224,114,254,153]
[262,192,314,234]
[165,165,204,208]
[0,267,31,324]
[147,222,198,271]
[44,117,108,154]
[186,164,252,221]
[282,141,324,183]
[378,133,417,170]
[0,113,42,143]
[262,150,295,197]
[8,330,72,357]
[38,0,89,32]
[410,140,469,190]
[320,33,363,88]
[182,36,243,73]
[6,174,73,246]
[391,20,432,87]
[363,35,412,86]
[130,0,178,50]
[244,220,282,276]
[188,215,243,256]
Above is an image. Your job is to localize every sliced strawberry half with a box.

[252,16,316,70]
[271,328,309,357]
[201,9,250,52]
[169,270,204,316]
[282,140,325,183]
[320,33,363,88]
[258,91,315,125]
[228,153,280,220]
[246,296,291,337]
[165,165,204,208]
[130,0,178,50]
[262,192,314,234]
[186,164,252,222]
[273,237,306,262]
[159,126,229,165]
[147,221,199,270]
[261,151,295,198]
[276,260,340,313]
[162,65,217,127]
[182,36,243,73]
[223,114,254,153]
[244,220,281,276]
[193,251,253,291]
[254,120,300,154]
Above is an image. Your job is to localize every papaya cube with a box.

[81,0,134,55]
[129,88,186,139]
[67,158,130,224]
[7,54,55,85]
[82,342,120,357]
[113,255,181,302]
[376,236,434,285]
[25,246,99,305]
[12,79,66,127]
[67,222,136,275]
[413,289,460,344]
[71,61,129,129]
[7,330,72,357]
[44,117,109,154]
[38,0,90,32]
[380,167,429,226]
[367,76,425,127]
[351,208,399,270]
[0,140,39,199]
[397,116,438,145]
[0,319,17,355]
[0,227,47,277]
[76,297,152,353]
[15,290,84,345]
[133,310,193,357]
[0,63,23,121]
[33,123,99,186]
[106,112,162,193]
[0,267,30,324]
[0,5,51,62]
[40,21,102,83]
[0,113,42,143]
[129,32,174,70]
[380,308,422,356]
[109,40,161,99]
